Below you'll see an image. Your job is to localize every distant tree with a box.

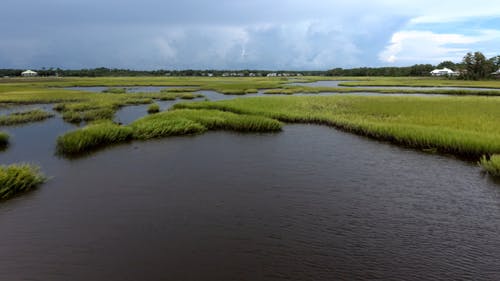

[461,51,494,80]
[489,55,500,70]
[437,60,456,69]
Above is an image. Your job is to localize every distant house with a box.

[430,68,459,77]
[492,69,500,77]
[266,73,277,77]
[21,70,38,77]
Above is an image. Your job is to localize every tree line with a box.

[1,52,498,79]
[327,52,500,79]
[0,68,322,78]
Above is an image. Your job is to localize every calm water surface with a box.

[1,92,500,280]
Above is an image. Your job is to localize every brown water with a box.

[1,111,500,280]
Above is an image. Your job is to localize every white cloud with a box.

[379,30,500,64]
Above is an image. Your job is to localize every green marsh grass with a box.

[0,164,46,200]
[174,95,500,159]
[102,87,127,94]
[179,93,203,100]
[61,107,116,124]
[4,76,500,160]
[161,87,201,93]
[0,109,54,126]
[57,108,282,156]
[56,121,133,155]
[147,103,160,114]
[130,115,206,140]
[0,132,9,149]
[161,109,282,132]
[480,155,500,177]
[130,109,281,139]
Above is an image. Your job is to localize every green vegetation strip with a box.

[0,164,46,200]
[57,109,282,155]
[174,95,500,159]
[0,109,54,126]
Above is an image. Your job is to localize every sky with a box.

[1,0,500,70]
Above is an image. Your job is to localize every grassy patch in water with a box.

[168,109,282,132]
[161,87,201,93]
[480,155,500,177]
[56,108,282,156]
[130,114,206,140]
[179,92,204,100]
[102,87,127,94]
[56,121,133,155]
[0,132,9,149]
[0,109,54,126]
[61,107,116,124]
[147,103,160,114]
[0,164,46,200]
[174,95,500,159]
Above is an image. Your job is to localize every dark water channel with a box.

[1,91,500,280]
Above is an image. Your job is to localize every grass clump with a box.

[480,155,500,177]
[0,131,9,149]
[165,109,282,132]
[56,121,133,155]
[130,115,206,140]
[0,164,46,200]
[178,93,203,100]
[245,89,259,94]
[61,107,116,124]
[130,109,281,140]
[0,109,54,126]
[102,87,127,94]
[147,103,160,114]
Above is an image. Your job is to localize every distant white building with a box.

[266,73,277,77]
[492,69,500,75]
[21,70,38,77]
[430,68,459,77]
